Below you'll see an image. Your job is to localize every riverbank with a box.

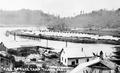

[7,30,120,45]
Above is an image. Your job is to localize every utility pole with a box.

[66,41,67,47]
[14,33,16,41]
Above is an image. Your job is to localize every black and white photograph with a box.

[0,0,120,73]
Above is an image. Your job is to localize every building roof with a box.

[3,41,21,49]
[4,40,54,50]
[70,58,101,73]
[61,44,114,59]
[100,59,117,70]
[0,51,7,56]
[14,55,26,62]
[26,54,41,59]
[62,47,94,58]
[70,58,117,73]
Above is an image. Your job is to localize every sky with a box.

[0,0,119,17]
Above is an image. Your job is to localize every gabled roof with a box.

[70,58,101,73]
[89,59,117,70]
[70,58,117,73]
[61,47,93,58]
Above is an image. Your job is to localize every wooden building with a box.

[0,42,14,73]
[0,51,14,73]
[70,57,118,73]
[60,47,94,67]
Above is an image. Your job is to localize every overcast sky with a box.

[0,0,119,17]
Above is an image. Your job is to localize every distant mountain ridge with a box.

[65,9,120,29]
[0,9,120,30]
[0,9,58,27]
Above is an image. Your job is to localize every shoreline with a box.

[7,30,120,45]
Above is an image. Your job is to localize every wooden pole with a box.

[14,33,16,41]
[66,41,67,47]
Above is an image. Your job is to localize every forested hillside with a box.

[0,9,58,26]
[1,9,120,36]
[65,9,120,29]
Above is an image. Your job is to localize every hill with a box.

[0,9,120,29]
[65,9,120,28]
[64,9,120,36]
[0,9,120,36]
[0,9,58,27]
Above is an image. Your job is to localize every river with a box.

[0,27,119,58]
